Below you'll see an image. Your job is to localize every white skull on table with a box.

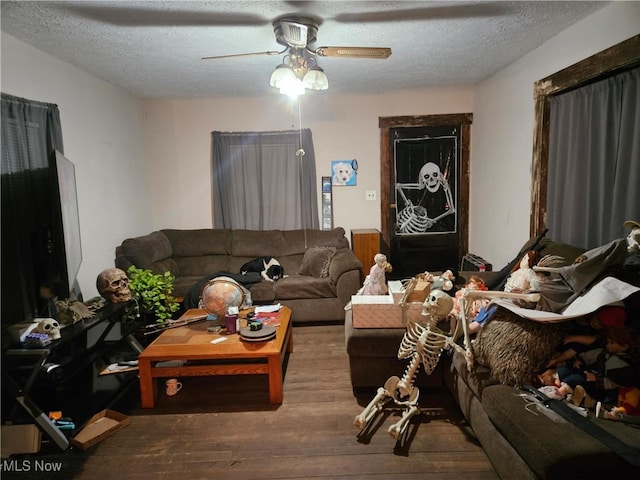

[33,318,61,340]
[96,268,131,303]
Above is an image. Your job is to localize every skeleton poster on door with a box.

[394,136,458,234]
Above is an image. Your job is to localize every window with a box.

[211,129,319,230]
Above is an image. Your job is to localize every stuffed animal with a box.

[424,268,457,293]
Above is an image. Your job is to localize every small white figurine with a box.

[362,253,392,295]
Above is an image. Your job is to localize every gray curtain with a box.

[1,93,64,323]
[547,67,640,249]
[212,129,319,230]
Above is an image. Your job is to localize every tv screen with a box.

[52,150,83,300]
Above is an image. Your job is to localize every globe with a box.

[200,277,247,318]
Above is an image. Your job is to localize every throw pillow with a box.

[298,247,336,278]
[472,306,569,387]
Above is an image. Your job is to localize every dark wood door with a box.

[379,115,471,280]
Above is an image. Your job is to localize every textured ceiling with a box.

[0,1,609,98]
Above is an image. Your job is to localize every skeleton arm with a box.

[430,179,456,222]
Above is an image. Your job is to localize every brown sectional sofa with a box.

[346,235,640,479]
[114,227,362,324]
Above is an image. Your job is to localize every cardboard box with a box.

[1,424,41,456]
[351,281,425,328]
[406,280,431,303]
[70,409,130,450]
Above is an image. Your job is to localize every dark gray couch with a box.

[345,236,640,478]
[114,227,362,324]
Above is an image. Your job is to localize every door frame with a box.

[379,114,472,265]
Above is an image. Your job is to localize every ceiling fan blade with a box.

[202,50,283,60]
[314,47,392,59]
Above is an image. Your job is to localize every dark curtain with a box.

[1,93,64,324]
[212,129,319,230]
[547,67,640,248]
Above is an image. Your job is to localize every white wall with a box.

[142,89,473,232]
[1,33,153,299]
[471,1,640,268]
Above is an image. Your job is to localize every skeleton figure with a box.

[96,268,132,303]
[33,318,61,340]
[354,287,454,439]
[395,161,456,234]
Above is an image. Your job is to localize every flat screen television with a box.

[52,150,83,301]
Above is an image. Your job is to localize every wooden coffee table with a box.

[137,306,293,408]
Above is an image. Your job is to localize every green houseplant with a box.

[127,266,180,323]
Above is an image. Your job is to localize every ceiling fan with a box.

[202,16,392,61]
[202,16,391,96]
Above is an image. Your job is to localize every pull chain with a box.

[295,97,308,247]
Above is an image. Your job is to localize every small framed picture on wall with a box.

[321,176,333,230]
[331,159,358,186]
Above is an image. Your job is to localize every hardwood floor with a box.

[4,324,498,479]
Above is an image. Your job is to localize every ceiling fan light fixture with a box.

[279,78,306,98]
[302,66,328,91]
[269,63,296,88]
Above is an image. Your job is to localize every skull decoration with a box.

[421,289,454,319]
[96,268,132,303]
[33,318,61,340]
[418,162,442,193]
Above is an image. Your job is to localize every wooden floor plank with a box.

[3,324,498,480]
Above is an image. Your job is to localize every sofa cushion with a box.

[298,246,336,278]
[280,227,349,255]
[273,275,336,299]
[162,229,232,257]
[472,306,569,387]
[118,231,173,269]
[231,230,285,257]
[448,349,490,400]
[482,384,640,478]
[173,255,231,277]
[248,281,276,303]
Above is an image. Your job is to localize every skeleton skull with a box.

[418,162,442,193]
[96,268,131,303]
[421,289,454,319]
[33,318,61,340]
